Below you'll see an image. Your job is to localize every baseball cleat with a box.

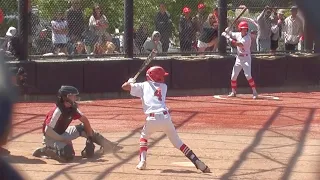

[136,161,147,170]
[228,92,237,97]
[253,93,258,99]
[32,147,47,158]
[195,160,211,173]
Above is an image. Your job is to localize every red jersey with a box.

[42,105,83,135]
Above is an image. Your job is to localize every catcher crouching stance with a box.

[32,85,122,162]
[222,21,259,99]
[122,66,210,173]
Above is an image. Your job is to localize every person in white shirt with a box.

[51,11,68,55]
[222,21,259,99]
[283,6,304,52]
[121,66,210,173]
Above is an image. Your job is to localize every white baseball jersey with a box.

[231,32,251,56]
[130,81,168,114]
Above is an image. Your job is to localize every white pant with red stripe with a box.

[231,56,252,81]
[138,112,204,169]
[140,112,183,149]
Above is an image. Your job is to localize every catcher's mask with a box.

[146,66,169,83]
[57,85,80,108]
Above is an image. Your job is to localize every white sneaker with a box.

[195,160,211,173]
[136,161,146,170]
[228,92,236,97]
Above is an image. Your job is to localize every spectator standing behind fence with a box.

[89,4,112,44]
[283,6,303,52]
[197,13,218,54]
[270,9,285,53]
[66,0,85,42]
[143,31,162,54]
[179,6,196,53]
[257,6,273,52]
[1,27,20,59]
[155,2,172,53]
[34,29,53,55]
[51,11,68,55]
[135,24,149,53]
[193,3,207,43]
[28,1,40,56]
[1,27,17,53]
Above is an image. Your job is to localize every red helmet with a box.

[146,66,169,83]
[183,6,191,14]
[238,21,249,31]
[198,3,205,9]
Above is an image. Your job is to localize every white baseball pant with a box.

[139,112,184,161]
[231,56,252,81]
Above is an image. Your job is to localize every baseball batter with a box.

[222,21,258,99]
[32,85,122,162]
[122,66,210,173]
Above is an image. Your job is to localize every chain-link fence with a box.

[0,0,304,59]
[227,0,300,53]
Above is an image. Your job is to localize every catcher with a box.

[32,85,122,162]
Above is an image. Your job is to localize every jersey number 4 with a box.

[154,88,162,101]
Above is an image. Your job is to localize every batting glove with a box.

[128,78,136,83]
[225,27,230,33]
[221,32,230,39]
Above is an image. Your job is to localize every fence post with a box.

[124,0,134,58]
[218,0,227,54]
[18,0,29,61]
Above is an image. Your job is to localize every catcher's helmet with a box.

[238,21,249,31]
[57,85,79,108]
[58,85,79,97]
[146,66,169,83]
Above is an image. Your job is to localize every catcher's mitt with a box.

[81,137,95,158]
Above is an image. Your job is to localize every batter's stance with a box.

[122,66,210,173]
[222,21,259,99]
[32,85,122,162]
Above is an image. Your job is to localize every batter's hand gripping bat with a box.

[132,50,157,81]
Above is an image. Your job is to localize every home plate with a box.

[213,94,280,101]
[213,95,227,100]
[77,101,93,104]
[259,95,280,100]
[171,162,195,167]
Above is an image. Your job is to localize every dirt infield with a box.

[3,92,320,180]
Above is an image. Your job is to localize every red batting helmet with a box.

[238,21,249,31]
[146,66,169,83]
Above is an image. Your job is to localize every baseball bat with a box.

[228,7,248,29]
[133,50,156,80]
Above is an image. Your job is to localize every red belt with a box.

[149,111,168,117]
[238,54,248,57]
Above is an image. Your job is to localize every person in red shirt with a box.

[32,85,122,162]
[0,8,4,24]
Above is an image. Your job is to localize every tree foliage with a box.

[0,0,295,36]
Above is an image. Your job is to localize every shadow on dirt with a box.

[219,107,316,180]
[161,169,197,174]
[4,155,47,164]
